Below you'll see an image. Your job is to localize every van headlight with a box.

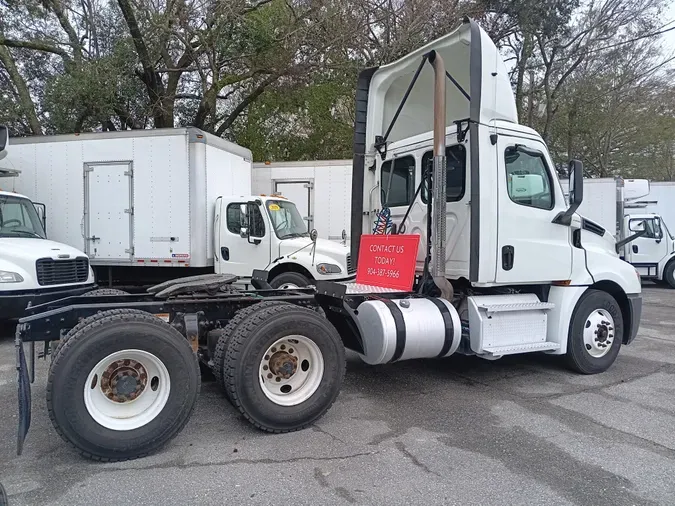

[316,263,341,275]
[0,270,24,283]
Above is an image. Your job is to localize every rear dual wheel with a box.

[47,309,199,461]
[216,303,345,433]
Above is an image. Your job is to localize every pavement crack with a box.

[394,441,442,477]
[312,425,347,444]
[107,451,379,472]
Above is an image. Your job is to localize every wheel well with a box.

[267,262,314,283]
[590,280,631,344]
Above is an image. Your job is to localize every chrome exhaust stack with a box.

[427,51,453,299]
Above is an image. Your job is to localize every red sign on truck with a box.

[356,234,420,291]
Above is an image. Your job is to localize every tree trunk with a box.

[0,45,42,135]
[514,34,532,121]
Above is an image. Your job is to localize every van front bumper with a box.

[0,284,96,321]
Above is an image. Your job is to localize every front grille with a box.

[36,257,89,286]
[346,254,356,275]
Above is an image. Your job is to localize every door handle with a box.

[88,236,100,241]
[221,247,230,261]
[502,245,514,271]
[633,245,638,253]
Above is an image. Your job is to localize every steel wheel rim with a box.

[583,309,615,358]
[84,349,171,430]
[258,335,324,406]
[279,283,300,289]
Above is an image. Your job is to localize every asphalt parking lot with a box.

[1,286,675,505]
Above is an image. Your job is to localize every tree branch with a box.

[215,74,281,136]
[0,45,43,135]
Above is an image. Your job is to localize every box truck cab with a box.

[216,194,354,288]
[622,213,675,286]
[0,186,95,321]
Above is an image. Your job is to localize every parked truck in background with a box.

[7,128,354,289]
[0,126,96,321]
[252,160,352,244]
[15,18,642,462]
[561,177,675,287]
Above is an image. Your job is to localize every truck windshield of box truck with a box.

[0,194,46,239]
[265,199,310,239]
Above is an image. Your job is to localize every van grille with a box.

[346,254,356,275]
[36,257,89,286]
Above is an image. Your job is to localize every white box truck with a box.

[0,126,96,321]
[8,128,354,289]
[561,177,675,286]
[252,160,352,243]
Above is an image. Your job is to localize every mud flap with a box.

[16,329,31,456]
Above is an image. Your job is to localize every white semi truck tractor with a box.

[0,126,97,321]
[15,18,641,462]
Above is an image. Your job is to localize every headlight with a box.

[316,263,341,275]
[0,270,24,283]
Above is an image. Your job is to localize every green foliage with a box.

[42,41,146,132]
[232,71,357,161]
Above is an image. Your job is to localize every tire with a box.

[224,303,345,433]
[212,301,287,399]
[50,308,139,366]
[49,290,130,363]
[47,309,200,461]
[84,288,129,296]
[663,260,675,288]
[565,290,623,374]
[269,272,311,289]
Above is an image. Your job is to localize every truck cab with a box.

[214,194,354,288]
[350,18,641,373]
[0,188,95,320]
[622,213,675,286]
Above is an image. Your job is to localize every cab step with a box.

[481,341,560,357]
[476,301,555,313]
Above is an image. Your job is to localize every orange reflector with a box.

[552,280,572,286]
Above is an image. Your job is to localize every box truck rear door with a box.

[84,161,133,260]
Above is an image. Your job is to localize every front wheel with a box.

[269,272,311,289]
[566,290,623,374]
[663,260,675,288]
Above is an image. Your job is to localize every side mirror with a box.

[33,202,47,233]
[310,228,318,242]
[0,125,7,152]
[568,159,583,206]
[553,159,584,226]
[238,203,250,238]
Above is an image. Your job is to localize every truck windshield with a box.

[265,200,309,239]
[0,195,46,239]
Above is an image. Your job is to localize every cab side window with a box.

[629,218,661,239]
[226,204,242,234]
[381,156,415,207]
[421,144,466,203]
[504,146,554,210]
[227,203,265,237]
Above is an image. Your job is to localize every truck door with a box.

[84,161,133,260]
[495,137,573,283]
[275,181,312,231]
[215,199,271,278]
[626,217,669,275]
